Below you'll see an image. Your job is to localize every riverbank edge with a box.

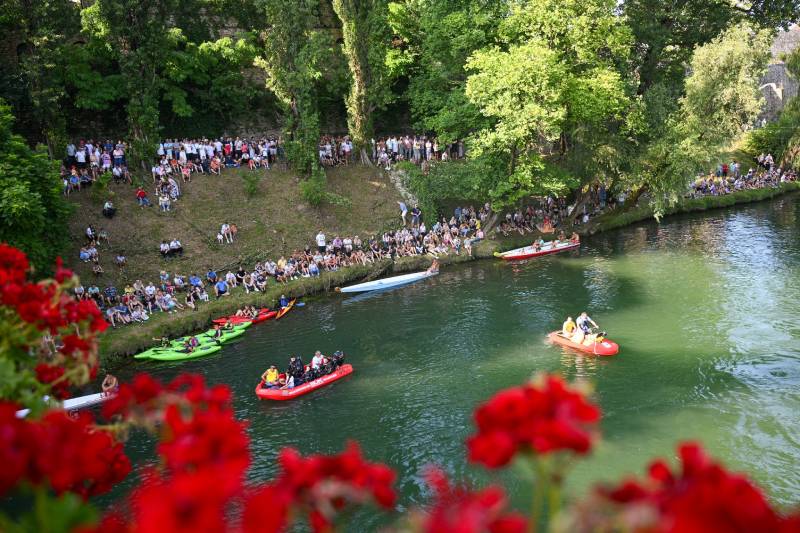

[98,182,800,365]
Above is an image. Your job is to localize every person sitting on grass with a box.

[206,269,218,284]
[169,239,183,256]
[214,279,230,298]
[92,260,104,278]
[114,252,126,269]
[160,241,170,258]
[184,288,197,310]
[136,186,151,207]
[102,200,116,219]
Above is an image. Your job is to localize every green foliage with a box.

[632,23,772,213]
[0,101,71,272]
[387,0,503,142]
[300,167,353,208]
[252,0,335,175]
[333,0,395,159]
[241,171,262,198]
[463,0,633,205]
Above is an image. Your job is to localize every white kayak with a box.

[339,270,438,293]
[15,391,113,419]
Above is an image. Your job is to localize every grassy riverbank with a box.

[97,182,800,365]
[585,183,800,235]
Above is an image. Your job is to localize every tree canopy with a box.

[0,0,795,238]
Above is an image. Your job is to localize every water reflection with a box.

[111,193,800,517]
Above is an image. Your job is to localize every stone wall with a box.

[759,25,800,123]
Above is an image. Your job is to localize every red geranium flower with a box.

[260,441,397,532]
[159,404,250,481]
[416,467,528,533]
[589,442,800,532]
[467,374,600,468]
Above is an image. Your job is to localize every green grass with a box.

[65,165,402,291]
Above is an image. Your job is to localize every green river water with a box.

[112,194,800,526]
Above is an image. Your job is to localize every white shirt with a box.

[312,355,324,369]
[316,233,326,247]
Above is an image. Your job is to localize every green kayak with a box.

[199,324,249,344]
[147,343,223,361]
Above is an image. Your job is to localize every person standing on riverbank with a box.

[398,201,408,226]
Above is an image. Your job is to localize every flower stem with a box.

[531,460,547,533]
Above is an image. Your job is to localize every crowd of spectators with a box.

[77,199,494,328]
[690,156,797,198]
[62,139,132,194]
[63,134,795,329]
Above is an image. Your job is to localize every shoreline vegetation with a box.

[99,182,800,365]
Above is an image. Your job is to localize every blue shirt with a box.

[207,270,217,281]
[215,281,228,293]
[189,275,201,286]
[280,297,289,307]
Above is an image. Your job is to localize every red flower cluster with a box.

[594,442,800,532]
[415,467,527,533]
[0,402,130,498]
[0,245,106,336]
[34,363,70,400]
[0,244,107,402]
[243,441,397,533]
[467,374,601,468]
[159,403,250,479]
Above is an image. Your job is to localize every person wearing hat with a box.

[261,365,279,389]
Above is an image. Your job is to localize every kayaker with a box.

[571,232,580,243]
[101,374,119,394]
[261,365,279,388]
[576,312,598,334]
[562,317,576,337]
[427,259,439,274]
[153,336,170,348]
[183,336,199,352]
[211,325,224,339]
[279,294,289,308]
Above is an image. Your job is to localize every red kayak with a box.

[212,308,276,326]
[547,331,619,356]
[255,364,354,400]
[494,241,579,261]
[275,299,296,320]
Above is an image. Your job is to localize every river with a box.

[112,193,800,525]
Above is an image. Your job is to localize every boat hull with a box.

[255,364,353,400]
[212,308,276,326]
[340,271,437,293]
[275,299,296,320]
[495,242,579,261]
[547,331,619,356]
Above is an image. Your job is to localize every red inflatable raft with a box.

[255,364,354,400]
[547,331,619,356]
[212,308,277,326]
[494,241,579,261]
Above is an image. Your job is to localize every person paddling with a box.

[279,294,290,308]
[576,311,598,334]
[427,259,439,274]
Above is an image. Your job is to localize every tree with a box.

[252,0,332,175]
[463,0,634,205]
[0,0,82,155]
[634,22,773,212]
[387,0,504,143]
[333,0,394,164]
[0,100,71,271]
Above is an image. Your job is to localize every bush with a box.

[300,167,352,208]
[241,171,261,198]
